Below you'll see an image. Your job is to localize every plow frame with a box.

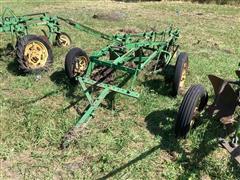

[0,7,62,45]
[62,27,180,147]
[0,7,117,47]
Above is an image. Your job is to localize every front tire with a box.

[65,48,89,84]
[16,35,53,73]
[175,84,208,138]
[56,32,71,47]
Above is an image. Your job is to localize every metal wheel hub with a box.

[190,107,199,127]
[74,56,88,76]
[58,34,70,47]
[24,41,48,69]
[179,62,188,90]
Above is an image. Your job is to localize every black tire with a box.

[16,35,53,73]
[56,32,71,47]
[175,84,208,138]
[172,52,189,96]
[65,47,89,84]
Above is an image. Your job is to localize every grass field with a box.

[1,0,240,179]
[117,0,240,5]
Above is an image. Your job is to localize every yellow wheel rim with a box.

[73,56,88,76]
[58,34,71,47]
[24,41,48,69]
[170,46,177,59]
[179,62,188,91]
[190,107,198,127]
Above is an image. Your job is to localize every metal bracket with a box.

[219,138,240,164]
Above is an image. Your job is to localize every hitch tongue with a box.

[208,75,238,120]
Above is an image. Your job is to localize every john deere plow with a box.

[0,8,112,72]
[61,23,189,148]
[0,7,189,150]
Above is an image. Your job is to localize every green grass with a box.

[116,0,240,5]
[1,0,240,179]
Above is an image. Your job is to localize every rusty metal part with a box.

[178,62,188,92]
[208,75,238,119]
[91,66,115,83]
[220,116,236,125]
[236,70,240,79]
[91,61,137,84]
[219,138,240,164]
[61,126,86,149]
[190,107,200,127]
[236,70,240,78]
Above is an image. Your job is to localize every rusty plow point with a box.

[208,75,238,119]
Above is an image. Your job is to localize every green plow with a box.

[0,7,113,47]
[0,8,189,148]
[62,22,189,148]
[0,7,63,46]
[0,8,113,72]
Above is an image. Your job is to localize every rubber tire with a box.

[56,32,71,47]
[172,52,189,96]
[65,47,88,84]
[175,84,208,138]
[16,35,53,73]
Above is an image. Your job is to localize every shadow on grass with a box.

[0,44,15,59]
[0,45,25,76]
[143,79,173,97]
[113,0,235,5]
[99,109,182,179]
[13,90,61,108]
[177,119,220,178]
[142,64,175,97]
[146,110,240,179]
[99,108,240,179]
[98,144,162,180]
[50,69,69,87]
[6,60,25,76]
[50,69,84,112]
[227,159,240,179]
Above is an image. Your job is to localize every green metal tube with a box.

[125,41,167,49]
[78,78,94,104]
[75,88,110,127]
[113,48,137,65]
[80,77,140,98]
[140,50,159,70]
[57,16,112,41]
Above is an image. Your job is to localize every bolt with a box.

[36,74,42,81]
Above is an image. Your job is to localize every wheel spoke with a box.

[73,56,88,76]
[58,34,70,47]
[24,41,48,69]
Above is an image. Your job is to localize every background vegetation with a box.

[0,0,240,179]
[114,0,240,5]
